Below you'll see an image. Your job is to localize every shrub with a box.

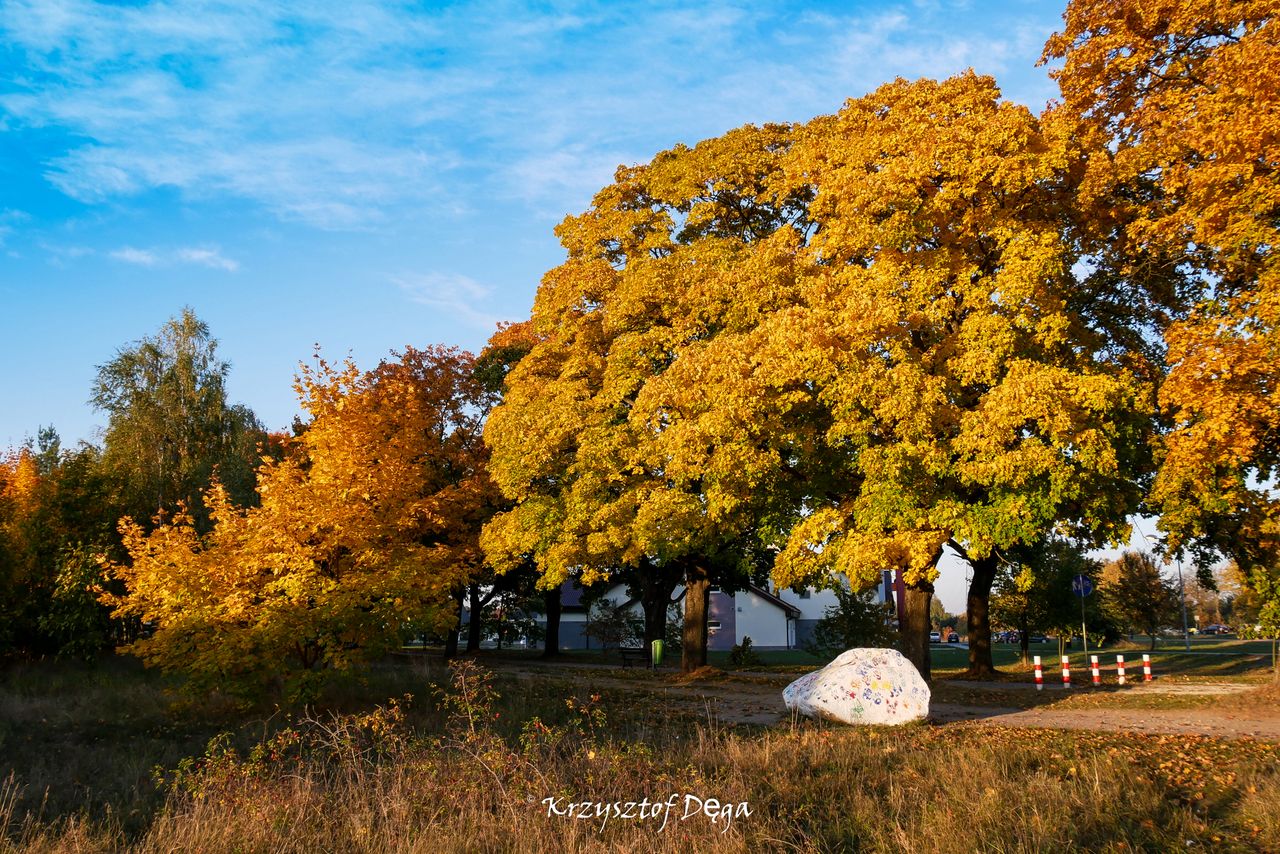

[729,636,762,667]
[582,600,642,650]
[805,586,898,656]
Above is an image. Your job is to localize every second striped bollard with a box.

[1143,653,1152,682]
[1062,655,1071,688]
[1116,654,1127,686]
[1090,655,1101,686]
[1034,655,1043,691]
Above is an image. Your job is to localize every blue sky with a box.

[2,0,1073,607]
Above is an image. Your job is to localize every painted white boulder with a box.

[782,648,929,725]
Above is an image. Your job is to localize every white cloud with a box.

[0,1,1061,230]
[507,147,637,217]
[107,244,239,271]
[109,246,158,266]
[0,209,30,247]
[393,272,504,331]
[175,247,240,272]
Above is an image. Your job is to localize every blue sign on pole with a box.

[1071,574,1094,598]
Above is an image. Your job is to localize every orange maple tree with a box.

[107,346,498,698]
[1047,1,1280,645]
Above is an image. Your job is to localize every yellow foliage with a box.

[486,73,1150,602]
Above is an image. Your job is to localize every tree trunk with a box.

[900,580,934,681]
[643,599,666,650]
[444,590,463,658]
[542,586,562,659]
[466,584,483,653]
[681,565,711,673]
[641,574,679,661]
[964,554,1000,677]
[1018,614,1030,665]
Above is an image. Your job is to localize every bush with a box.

[729,636,762,667]
[582,600,642,650]
[805,585,898,656]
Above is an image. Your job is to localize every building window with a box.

[799,589,810,599]
[708,620,722,631]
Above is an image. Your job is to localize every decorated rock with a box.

[782,648,929,725]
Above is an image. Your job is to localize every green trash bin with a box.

[650,639,665,668]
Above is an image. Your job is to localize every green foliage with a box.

[1100,551,1179,646]
[483,588,546,649]
[805,585,898,656]
[728,635,761,667]
[991,539,1109,654]
[92,308,264,528]
[664,602,684,653]
[581,599,643,650]
[930,598,961,632]
[1,439,127,658]
[38,543,114,660]
[434,659,500,742]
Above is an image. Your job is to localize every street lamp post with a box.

[1146,533,1191,652]
[1175,555,1191,652]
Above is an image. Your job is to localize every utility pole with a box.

[1175,556,1191,652]
[1146,532,1191,652]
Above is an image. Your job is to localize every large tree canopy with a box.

[485,73,1153,678]
[653,75,1153,677]
[1048,1,1280,564]
[482,123,813,670]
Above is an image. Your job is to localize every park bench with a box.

[618,647,648,668]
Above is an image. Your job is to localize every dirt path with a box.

[928,702,1280,740]
[498,660,1280,740]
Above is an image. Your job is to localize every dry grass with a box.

[3,658,1279,853]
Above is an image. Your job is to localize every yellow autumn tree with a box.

[483,123,815,671]
[486,74,1153,678]
[636,74,1154,678]
[108,346,497,699]
[1046,2,1280,628]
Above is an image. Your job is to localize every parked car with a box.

[929,631,942,643]
[947,631,960,643]
[1202,624,1232,635]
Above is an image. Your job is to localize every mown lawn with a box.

[693,640,1277,683]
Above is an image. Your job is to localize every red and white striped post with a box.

[1116,654,1127,686]
[1061,655,1071,688]
[1034,655,1043,691]
[1143,654,1152,682]
[1090,655,1101,686]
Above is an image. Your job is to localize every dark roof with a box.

[744,583,802,617]
[559,579,636,612]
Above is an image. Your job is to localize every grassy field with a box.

[687,639,1279,683]
[2,653,1279,852]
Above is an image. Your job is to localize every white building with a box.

[553,570,896,651]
